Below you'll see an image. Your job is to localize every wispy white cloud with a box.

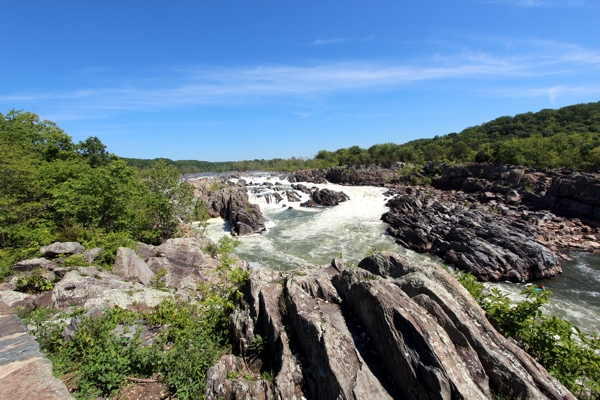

[480,0,585,7]
[487,84,600,101]
[2,39,599,119]
[307,35,375,46]
[310,38,345,46]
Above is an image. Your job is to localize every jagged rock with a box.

[209,256,574,400]
[61,304,105,341]
[190,179,267,236]
[310,188,349,206]
[206,355,277,400]
[225,268,305,399]
[52,267,172,309]
[351,252,574,399]
[13,258,56,272]
[382,190,561,282]
[0,314,73,399]
[291,184,311,194]
[112,247,154,286]
[40,242,84,258]
[285,190,302,202]
[299,199,318,208]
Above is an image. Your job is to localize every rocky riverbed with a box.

[285,163,600,282]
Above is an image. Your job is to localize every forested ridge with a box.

[125,101,600,173]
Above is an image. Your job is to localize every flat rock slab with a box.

[0,314,72,399]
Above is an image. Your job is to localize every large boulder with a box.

[144,238,226,295]
[13,258,56,272]
[112,248,154,286]
[310,188,349,206]
[40,242,84,258]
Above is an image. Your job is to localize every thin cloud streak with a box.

[480,0,585,8]
[2,43,599,117]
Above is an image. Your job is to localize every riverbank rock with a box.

[208,255,573,399]
[190,178,266,236]
[382,187,561,282]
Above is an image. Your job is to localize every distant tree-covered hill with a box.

[312,101,600,170]
[124,101,600,173]
[122,158,237,176]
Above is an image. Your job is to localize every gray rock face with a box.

[112,247,154,285]
[52,267,171,309]
[428,163,600,226]
[310,188,350,206]
[143,238,225,295]
[208,255,574,400]
[83,247,103,264]
[0,314,73,399]
[40,242,84,258]
[13,258,56,272]
[382,189,561,282]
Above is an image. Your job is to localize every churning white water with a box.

[205,175,600,334]
[205,176,435,269]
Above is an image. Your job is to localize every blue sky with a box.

[1,0,599,161]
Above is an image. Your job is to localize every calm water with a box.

[205,175,600,334]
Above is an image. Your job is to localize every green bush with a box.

[23,234,250,399]
[452,270,600,397]
[15,269,54,294]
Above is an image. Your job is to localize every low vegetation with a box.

[453,270,600,398]
[18,237,247,399]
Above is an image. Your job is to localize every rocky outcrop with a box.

[52,267,172,309]
[0,314,73,399]
[190,179,266,236]
[382,187,562,282]
[208,255,573,400]
[427,163,600,227]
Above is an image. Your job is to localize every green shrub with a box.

[15,269,54,294]
[452,270,600,397]
[23,232,250,399]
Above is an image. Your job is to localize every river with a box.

[205,175,600,334]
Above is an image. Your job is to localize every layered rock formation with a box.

[207,254,574,399]
[426,163,600,227]
[382,187,562,282]
[0,314,73,399]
